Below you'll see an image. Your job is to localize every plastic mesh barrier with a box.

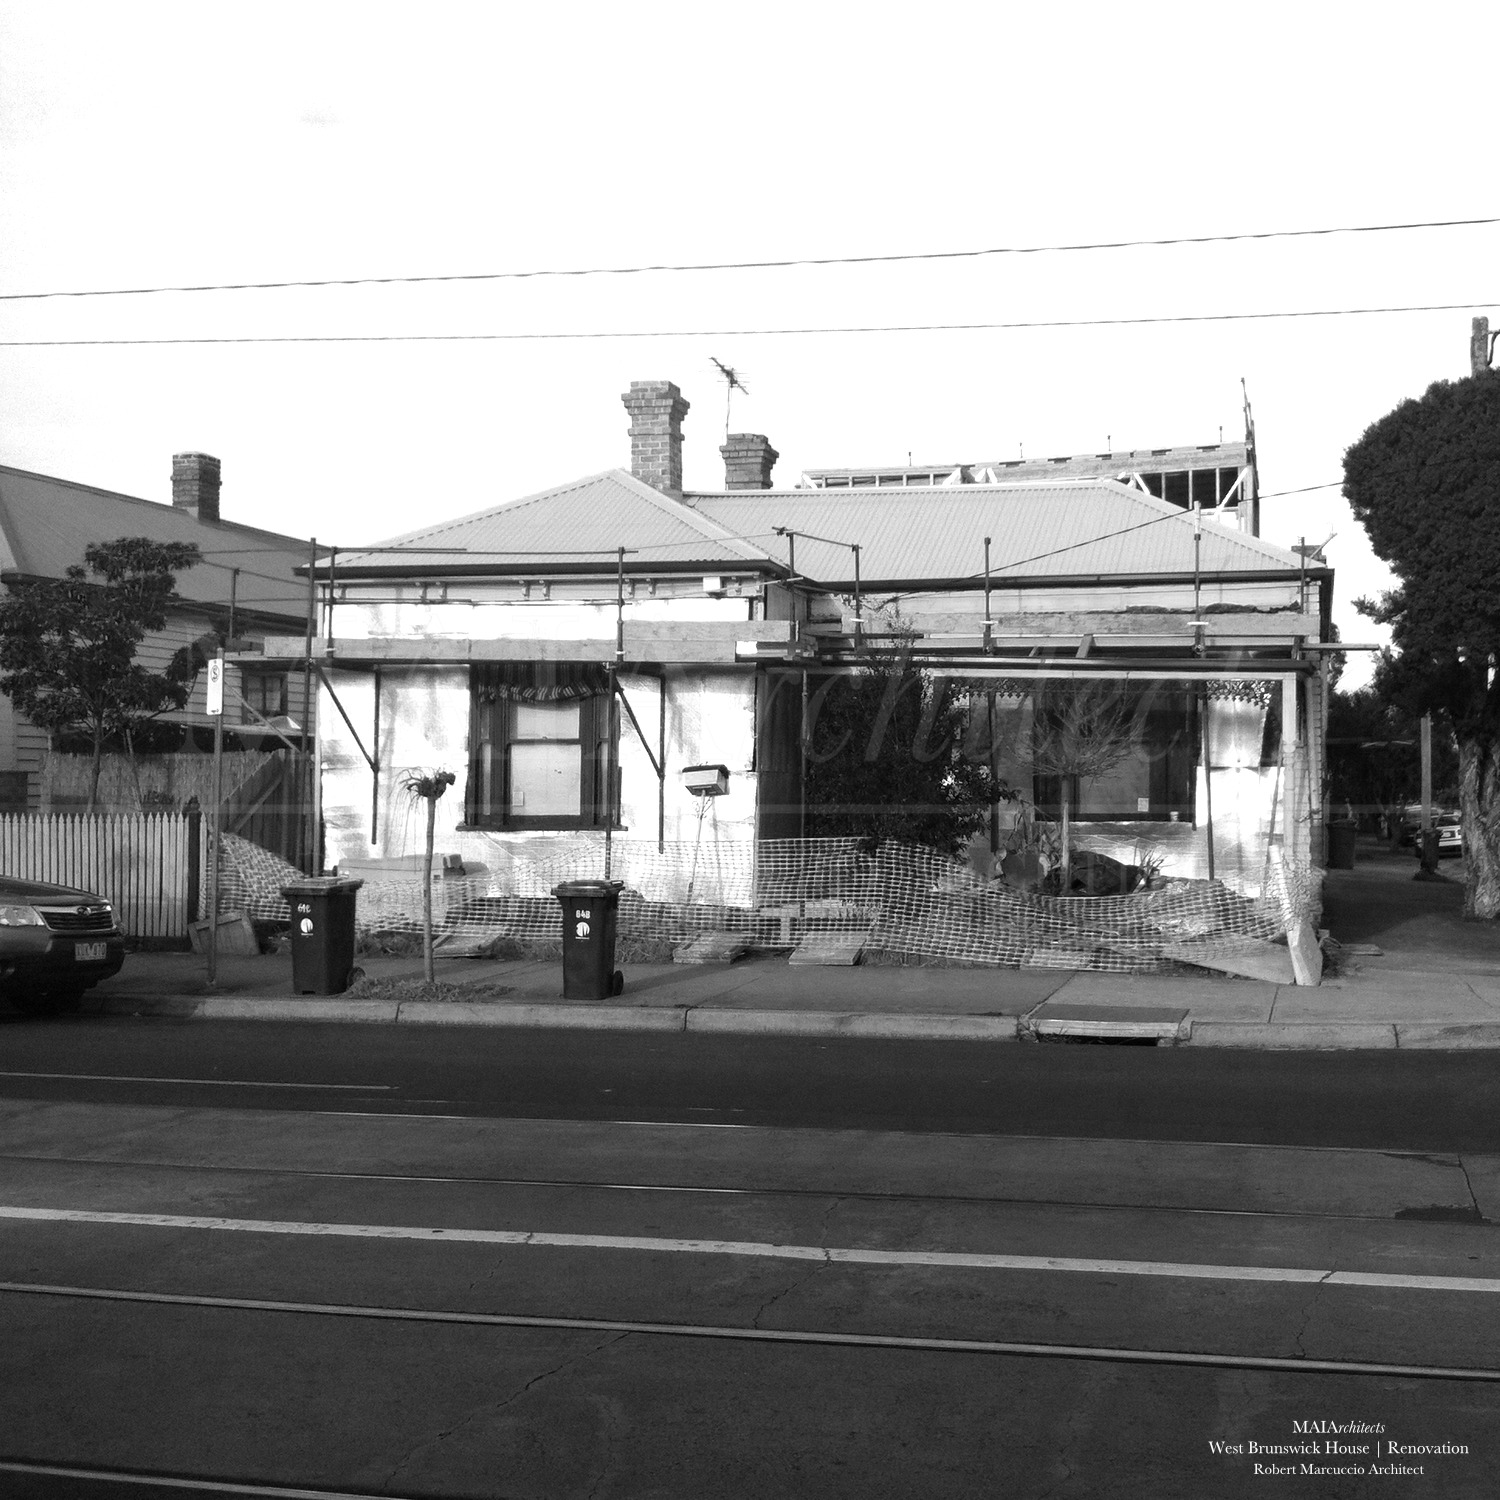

[217,831,1319,974]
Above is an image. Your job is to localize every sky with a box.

[1,1,1496,691]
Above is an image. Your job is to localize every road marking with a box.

[2,1204,1498,1293]
[2,1280,1496,1382]
[0,1072,392,1090]
[0,1459,390,1497]
[0,1459,399,1497]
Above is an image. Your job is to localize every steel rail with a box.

[2,1280,1495,1382]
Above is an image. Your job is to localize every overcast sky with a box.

[2,2,1495,689]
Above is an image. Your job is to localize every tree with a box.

[802,647,1010,855]
[1028,680,1139,891]
[0,538,203,810]
[400,768,456,982]
[1343,368,1500,916]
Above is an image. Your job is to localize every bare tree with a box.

[1028,681,1139,892]
[400,769,456,982]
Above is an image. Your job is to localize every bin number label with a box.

[572,906,593,939]
[296,901,314,937]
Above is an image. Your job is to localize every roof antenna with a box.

[710,357,748,440]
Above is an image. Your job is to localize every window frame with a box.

[466,665,616,831]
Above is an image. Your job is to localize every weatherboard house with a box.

[0,454,315,811]
[257,382,1332,920]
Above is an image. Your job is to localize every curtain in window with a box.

[473,663,610,704]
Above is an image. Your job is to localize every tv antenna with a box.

[710,357,749,438]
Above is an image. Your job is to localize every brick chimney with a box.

[719,433,779,490]
[621,381,690,497]
[172,452,221,522]
[1473,316,1492,377]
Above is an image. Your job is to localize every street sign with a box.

[206,656,224,716]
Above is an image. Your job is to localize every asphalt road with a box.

[2,1015,1498,1498]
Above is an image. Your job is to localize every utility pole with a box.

[1418,712,1437,875]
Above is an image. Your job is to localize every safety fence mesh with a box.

[217,831,1320,974]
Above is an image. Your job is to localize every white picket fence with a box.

[0,813,202,938]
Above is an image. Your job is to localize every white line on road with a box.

[0,1072,393,1090]
[2,1204,1497,1293]
[2,1280,1496,1382]
[0,1459,398,1497]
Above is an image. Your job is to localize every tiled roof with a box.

[0,465,312,620]
[684,479,1304,586]
[339,470,774,572]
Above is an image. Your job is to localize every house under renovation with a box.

[238,382,1334,978]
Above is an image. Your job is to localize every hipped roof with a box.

[336,470,773,574]
[338,468,1316,588]
[0,464,316,622]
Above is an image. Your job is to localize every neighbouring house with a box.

[247,382,1333,959]
[0,454,318,820]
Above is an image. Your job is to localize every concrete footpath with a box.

[69,841,1500,1050]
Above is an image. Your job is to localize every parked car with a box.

[1398,806,1461,849]
[0,875,125,1015]
[1435,813,1464,858]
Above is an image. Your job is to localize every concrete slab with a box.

[673,932,750,964]
[1395,1023,1500,1049]
[684,1009,1017,1041]
[197,997,401,1023]
[1025,1002,1190,1042]
[788,930,870,966]
[397,1001,687,1031]
[1047,972,1278,1023]
[1288,918,1324,986]
[1273,975,1497,1024]
[1162,941,1295,985]
[1189,1022,1398,1049]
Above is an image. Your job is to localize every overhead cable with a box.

[3,299,1496,348]
[1,217,1495,302]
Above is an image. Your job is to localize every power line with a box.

[3,299,1495,349]
[2,217,1495,303]
[1258,481,1343,498]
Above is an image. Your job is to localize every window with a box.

[241,670,287,718]
[1031,684,1198,823]
[467,664,615,829]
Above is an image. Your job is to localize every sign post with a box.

[206,652,224,985]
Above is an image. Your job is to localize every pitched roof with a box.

[338,468,1312,589]
[684,478,1305,587]
[0,464,313,622]
[338,469,774,574]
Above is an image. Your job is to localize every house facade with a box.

[0,453,316,810]
[248,382,1332,922]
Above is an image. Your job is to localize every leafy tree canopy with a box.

[0,538,203,805]
[803,651,1012,854]
[1344,370,1500,742]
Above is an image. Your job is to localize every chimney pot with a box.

[172,452,221,523]
[719,432,779,490]
[621,381,690,497]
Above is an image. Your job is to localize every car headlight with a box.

[0,905,45,926]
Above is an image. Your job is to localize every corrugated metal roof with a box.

[0,465,313,619]
[685,478,1304,586]
[340,469,773,571]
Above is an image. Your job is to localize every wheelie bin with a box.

[280,876,364,995]
[553,879,624,999]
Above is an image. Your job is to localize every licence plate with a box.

[74,942,107,962]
